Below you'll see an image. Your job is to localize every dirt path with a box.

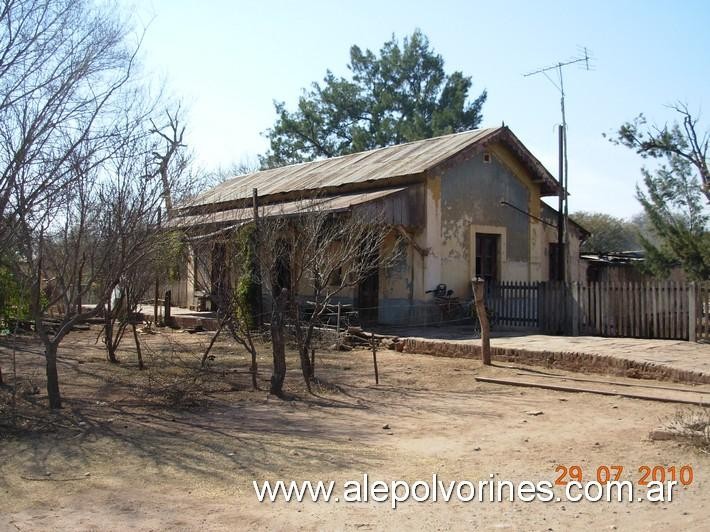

[0,330,708,531]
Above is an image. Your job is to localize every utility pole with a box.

[524,48,591,282]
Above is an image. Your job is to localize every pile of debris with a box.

[331,327,399,351]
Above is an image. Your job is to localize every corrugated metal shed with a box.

[182,126,559,212]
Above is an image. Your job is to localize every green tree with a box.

[572,212,640,253]
[612,104,710,280]
[260,29,487,168]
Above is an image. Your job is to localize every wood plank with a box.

[641,283,651,338]
[474,376,710,406]
[596,281,602,335]
[652,281,659,338]
[633,283,641,338]
[680,282,687,340]
[659,282,665,339]
[516,282,522,327]
[703,284,709,339]
[601,282,607,337]
[701,285,706,339]
[622,282,628,337]
[663,281,670,339]
[620,282,626,337]
[675,281,680,339]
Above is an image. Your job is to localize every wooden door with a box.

[475,233,499,283]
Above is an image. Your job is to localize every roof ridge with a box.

[182,125,566,212]
[227,126,501,180]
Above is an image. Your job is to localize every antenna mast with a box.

[524,48,591,282]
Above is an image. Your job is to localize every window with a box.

[482,152,492,164]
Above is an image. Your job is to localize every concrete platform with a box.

[397,333,710,385]
[138,306,710,385]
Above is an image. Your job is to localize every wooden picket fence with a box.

[487,281,710,342]
[486,282,540,328]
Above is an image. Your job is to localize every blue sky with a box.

[127,0,709,218]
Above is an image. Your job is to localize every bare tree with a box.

[26,142,163,408]
[150,105,190,214]
[256,199,401,392]
[189,228,260,389]
[176,194,400,396]
[0,0,143,252]
[0,0,173,409]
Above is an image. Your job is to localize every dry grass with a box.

[663,407,710,452]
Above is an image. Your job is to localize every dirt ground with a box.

[0,328,708,531]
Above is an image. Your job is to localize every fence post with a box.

[689,282,697,343]
[164,289,171,326]
[371,332,379,384]
[472,278,491,365]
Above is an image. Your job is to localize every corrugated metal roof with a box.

[171,187,407,228]
[186,128,499,207]
[182,126,560,212]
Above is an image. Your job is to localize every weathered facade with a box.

[171,126,586,324]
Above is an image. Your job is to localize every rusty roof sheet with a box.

[170,187,407,229]
[183,126,559,211]
[187,128,499,207]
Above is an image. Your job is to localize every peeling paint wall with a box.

[375,144,552,324]
[431,147,540,299]
[180,142,570,325]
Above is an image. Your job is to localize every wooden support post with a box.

[371,332,379,385]
[164,290,171,326]
[689,282,697,343]
[154,208,162,325]
[154,278,159,325]
[472,278,491,365]
[252,188,262,327]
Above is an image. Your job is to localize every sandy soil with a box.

[0,328,708,531]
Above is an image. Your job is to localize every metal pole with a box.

[557,125,565,281]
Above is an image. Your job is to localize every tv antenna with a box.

[524,47,592,282]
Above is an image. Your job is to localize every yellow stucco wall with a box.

[415,142,548,299]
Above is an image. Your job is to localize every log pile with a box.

[332,327,399,351]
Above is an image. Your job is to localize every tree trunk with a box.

[269,289,288,396]
[45,342,62,409]
[250,345,258,390]
[132,323,144,370]
[270,321,286,396]
[298,346,313,392]
[200,323,223,367]
[294,309,315,388]
[104,299,118,363]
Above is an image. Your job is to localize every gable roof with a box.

[181,126,560,214]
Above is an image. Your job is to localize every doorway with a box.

[475,233,499,283]
[357,242,380,323]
